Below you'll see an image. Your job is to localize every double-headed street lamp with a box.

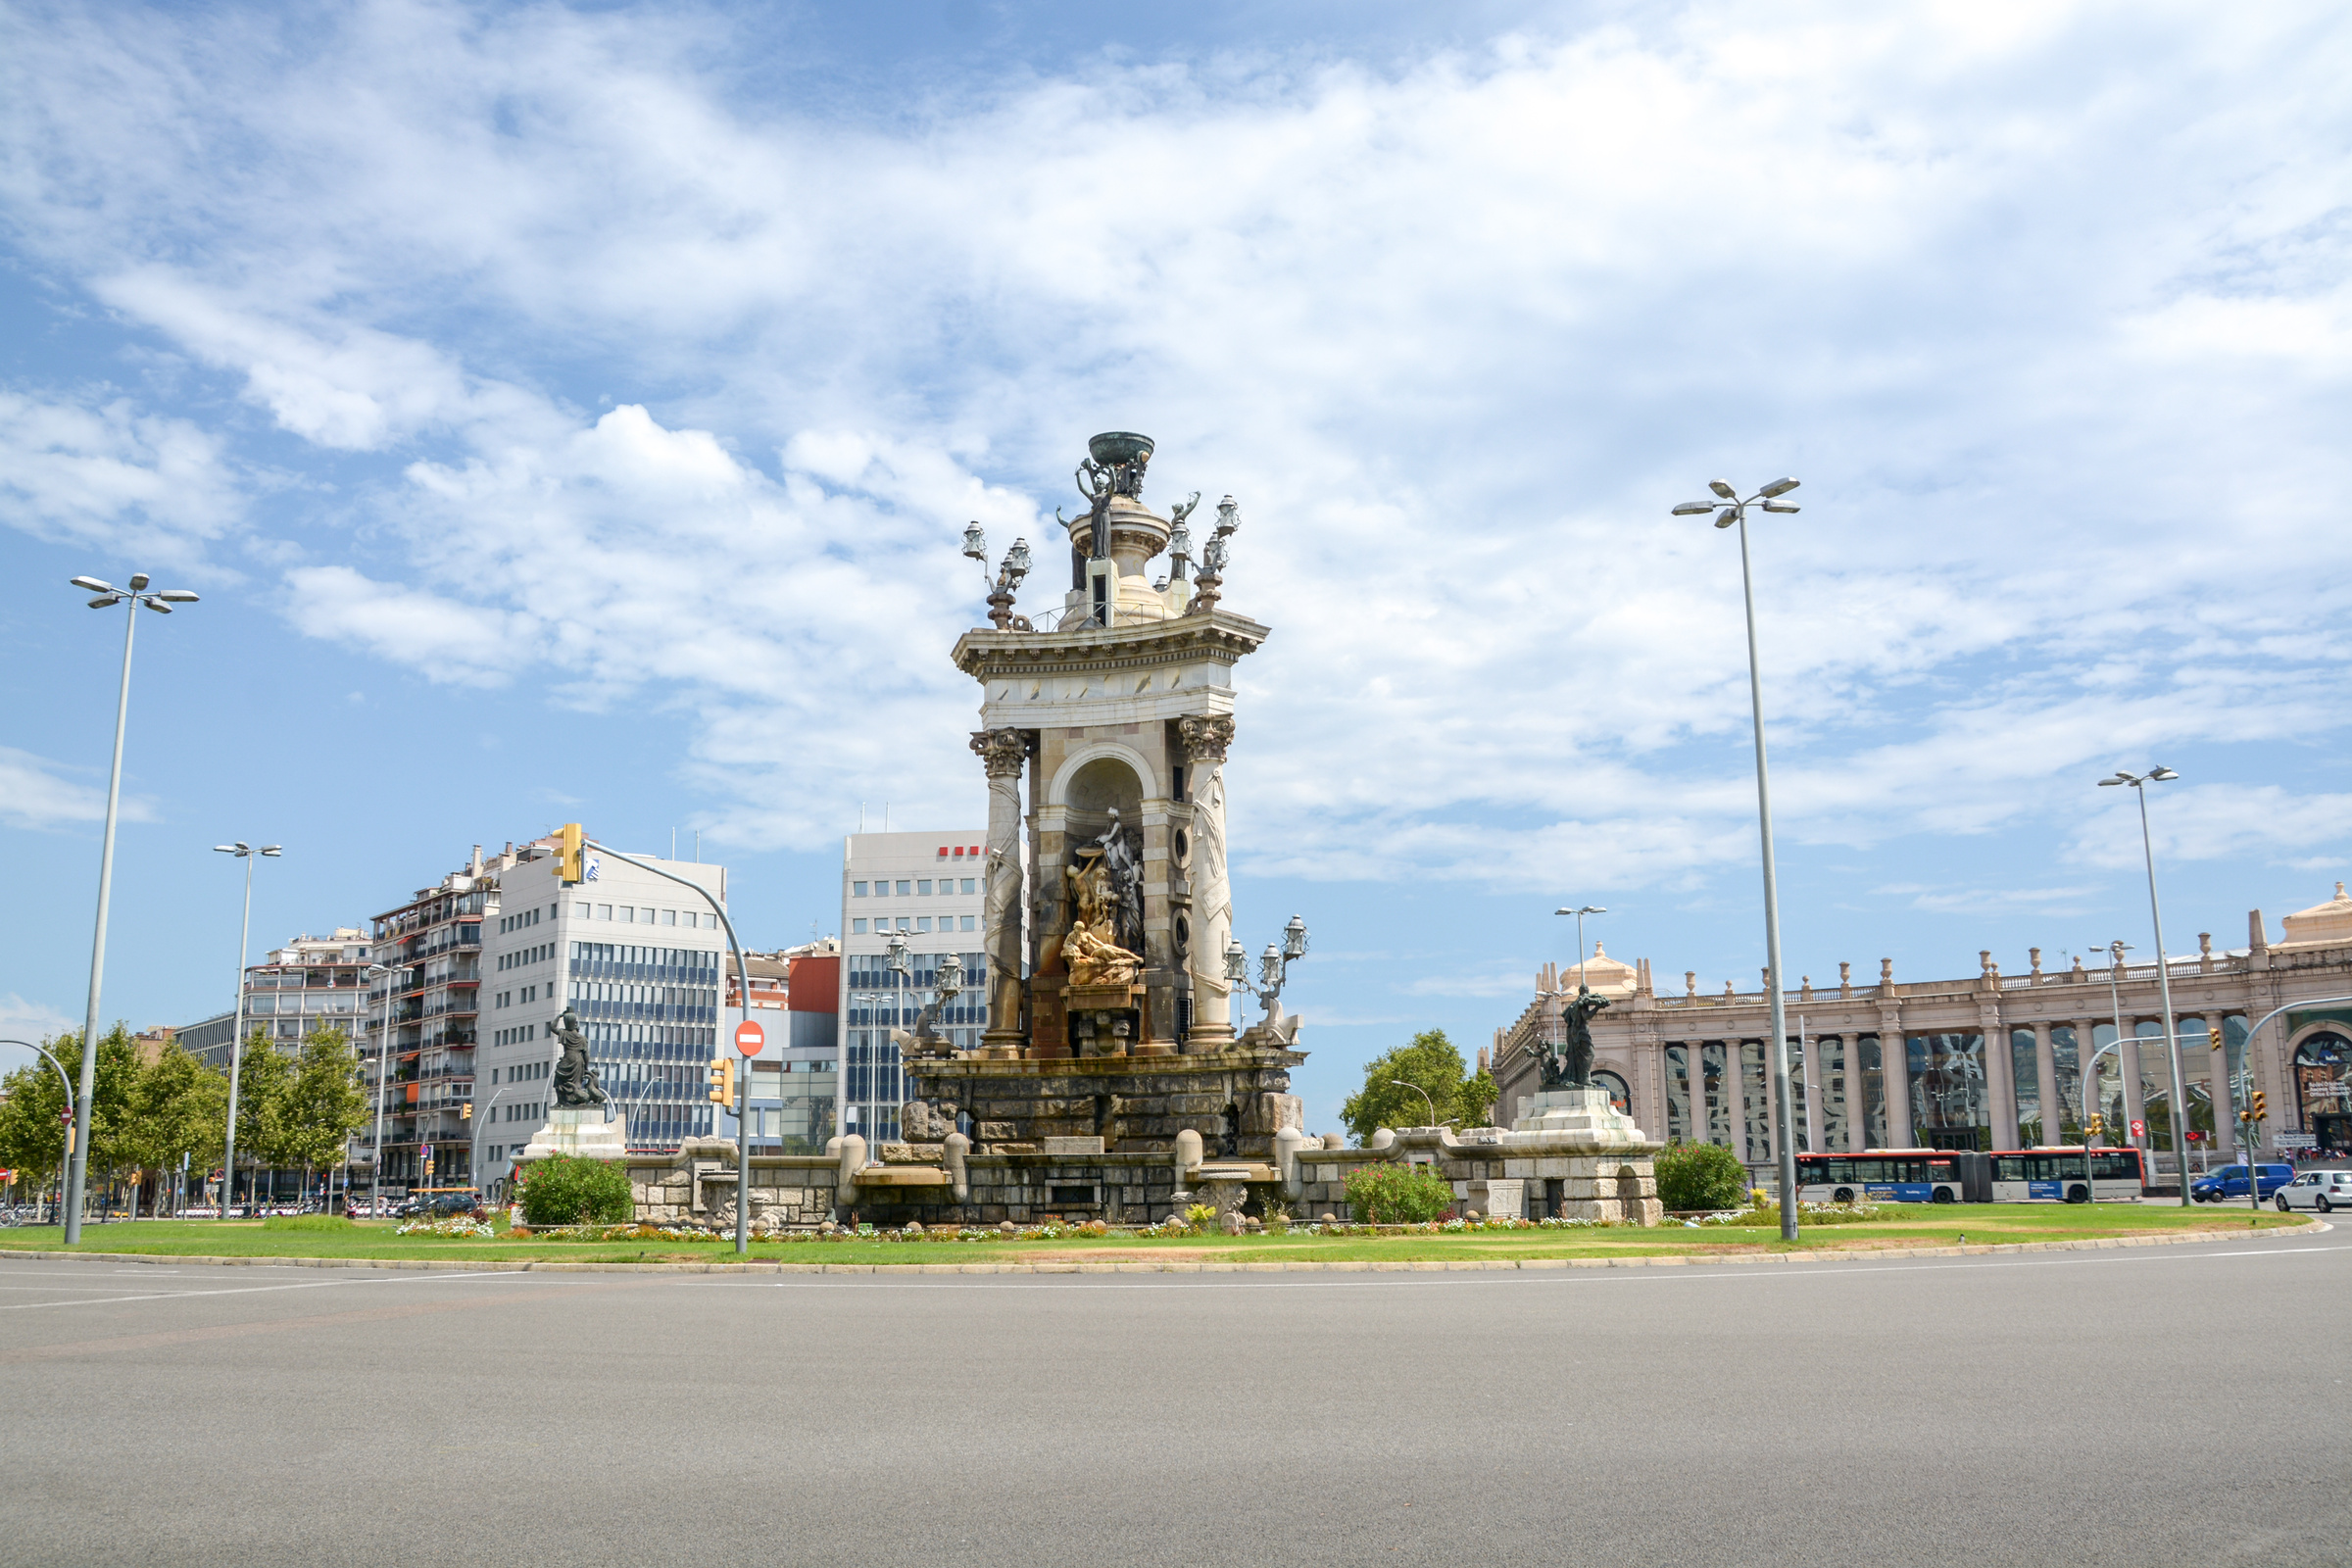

[1555,906,1606,992]
[214,842,281,1219]
[2097,766,2191,1207]
[65,572,199,1242]
[1672,478,1801,1241]
[1226,914,1310,1027]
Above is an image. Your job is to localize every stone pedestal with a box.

[519,1106,629,1162]
[1501,1088,1664,1224]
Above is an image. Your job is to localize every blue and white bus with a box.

[1794,1150,1989,1205]
[1987,1147,2145,1203]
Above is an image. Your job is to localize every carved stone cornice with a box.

[1177,713,1235,763]
[951,611,1270,682]
[969,727,1033,778]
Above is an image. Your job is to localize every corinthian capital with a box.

[969,727,1031,777]
[1177,712,1235,762]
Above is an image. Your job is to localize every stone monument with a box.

[518,1004,630,1162]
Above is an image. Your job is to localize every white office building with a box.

[839,831,992,1146]
[473,836,731,1183]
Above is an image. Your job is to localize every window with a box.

[916,916,932,933]
[896,917,910,932]
[960,915,975,931]
[619,906,634,922]
[662,909,676,926]
[896,880,911,896]
[961,878,976,895]
[917,879,932,895]
[854,882,868,897]
[576,902,590,918]
[641,907,655,922]
[597,905,612,920]
[853,919,868,934]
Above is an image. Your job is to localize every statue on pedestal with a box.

[1062,825,1144,989]
[549,1006,609,1109]
[1539,986,1609,1091]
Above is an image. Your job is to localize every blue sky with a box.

[4,0,2350,1132]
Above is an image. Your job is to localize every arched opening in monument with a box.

[1060,755,1147,954]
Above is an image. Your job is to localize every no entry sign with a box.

[735,1018,765,1057]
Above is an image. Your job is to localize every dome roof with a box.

[1558,942,1639,997]
[2280,882,2352,946]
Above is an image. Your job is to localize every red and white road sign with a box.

[2130,1119,2145,1139]
[734,1018,765,1057]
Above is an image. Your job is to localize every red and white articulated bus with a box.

[1795,1147,2146,1205]
[1985,1147,2146,1203]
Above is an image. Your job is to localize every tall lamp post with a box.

[214,842,281,1218]
[1,1041,78,1224]
[65,572,199,1242]
[1672,479,1803,1241]
[1554,906,1606,992]
[364,960,400,1216]
[2097,767,2191,1206]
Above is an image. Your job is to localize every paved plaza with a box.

[1,1236,2346,1566]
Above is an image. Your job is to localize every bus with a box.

[1986,1147,2145,1203]
[1794,1150,1989,1205]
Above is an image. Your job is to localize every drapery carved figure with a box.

[1540,986,1610,1091]
[1178,713,1235,1039]
[549,1006,609,1108]
[970,727,1030,1042]
[1061,837,1143,988]
[1092,808,1144,955]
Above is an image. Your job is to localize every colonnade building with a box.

[1493,885,2352,1179]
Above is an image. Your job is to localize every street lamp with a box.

[213,842,281,1219]
[1554,906,1607,992]
[1389,1080,1442,1129]
[2097,766,2191,1207]
[364,960,401,1217]
[1,1040,78,1224]
[964,522,1038,631]
[1224,914,1309,1029]
[1671,478,1802,1241]
[65,572,199,1242]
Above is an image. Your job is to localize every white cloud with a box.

[0,389,242,563]
[0,747,155,832]
[4,1,2351,884]
[0,992,77,1056]
[2066,785,2352,872]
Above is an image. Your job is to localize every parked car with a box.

[2273,1167,2352,1213]
[2190,1163,2293,1202]
[397,1189,485,1219]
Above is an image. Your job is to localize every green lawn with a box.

[0,1203,2306,1267]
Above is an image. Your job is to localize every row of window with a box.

[498,905,554,935]
[502,1102,543,1122]
[497,944,555,972]
[572,901,717,928]
[854,915,977,934]
[570,944,718,983]
[243,995,360,1014]
[493,986,543,1010]
[847,953,986,989]
[854,879,979,898]
[492,1024,540,1049]
[248,967,368,988]
[489,1060,549,1084]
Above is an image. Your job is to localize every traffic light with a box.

[2085,1114,2104,1144]
[461,1102,472,1121]
[556,822,585,884]
[2249,1091,2267,1122]
[2208,1027,2224,1051]
[707,1057,734,1104]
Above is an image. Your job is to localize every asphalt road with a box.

[1,1235,2346,1567]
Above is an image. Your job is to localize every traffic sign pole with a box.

[734,1010,766,1251]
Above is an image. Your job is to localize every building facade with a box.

[474,836,731,1182]
[720,939,841,1156]
[837,831,990,1146]
[1493,885,2352,1181]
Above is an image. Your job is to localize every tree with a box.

[0,1046,73,1199]
[1458,1065,1501,1130]
[516,1153,633,1226]
[1341,1029,1482,1145]
[123,1044,230,1207]
[279,1025,369,1179]
[230,1030,296,1193]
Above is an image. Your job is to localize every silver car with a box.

[2273,1167,2352,1213]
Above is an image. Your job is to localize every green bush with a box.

[262,1214,355,1232]
[1344,1163,1456,1224]
[516,1154,634,1227]
[1655,1142,1750,1211]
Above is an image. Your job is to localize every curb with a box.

[0,1219,2323,1277]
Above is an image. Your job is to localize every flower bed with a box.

[396,1216,496,1238]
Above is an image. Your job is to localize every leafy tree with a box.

[123,1043,230,1200]
[279,1025,369,1176]
[1341,1029,1479,1144]
[230,1030,296,1180]
[1457,1065,1501,1130]
[0,1045,74,1193]
[1655,1141,1749,1212]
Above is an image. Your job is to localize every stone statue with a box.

[549,1006,609,1108]
[1540,986,1610,1091]
[1060,833,1143,987]
[1094,808,1144,955]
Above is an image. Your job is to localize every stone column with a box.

[1727,1040,1752,1167]
[970,728,1031,1054]
[1880,1002,1915,1148]
[1177,713,1237,1050]
[1800,1032,1823,1153]
[1981,1003,2016,1151]
[2073,1017,2099,1133]
[2034,1022,2057,1143]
